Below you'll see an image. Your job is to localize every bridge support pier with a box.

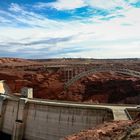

[12,98,28,140]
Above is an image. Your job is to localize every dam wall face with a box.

[0,95,114,140]
[1,100,18,135]
[24,104,113,140]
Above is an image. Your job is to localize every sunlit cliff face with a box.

[0,81,5,94]
[0,80,11,94]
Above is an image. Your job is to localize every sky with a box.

[0,0,140,59]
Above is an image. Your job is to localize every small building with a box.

[21,87,33,98]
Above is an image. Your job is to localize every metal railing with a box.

[64,67,140,89]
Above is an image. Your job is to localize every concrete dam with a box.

[0,81,139,140]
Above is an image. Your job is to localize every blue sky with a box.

[0,0,140,58]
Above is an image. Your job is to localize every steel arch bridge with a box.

[64,67,140,89]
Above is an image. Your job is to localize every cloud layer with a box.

[0,0,140,58]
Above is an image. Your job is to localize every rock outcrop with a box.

[0,58,139,104]
[64,119,140,140]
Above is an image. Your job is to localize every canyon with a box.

[0,58,139,104]
[0,58,140,140]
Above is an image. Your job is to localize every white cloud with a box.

[35,0,86,10]
[50,0,86,10]
[0,2,140,58]
[58,41,140,58]
[35,0,133,11]
[9,3,23,12]
[127,0,139,3]
[86,0,128,9]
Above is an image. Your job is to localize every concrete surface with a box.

[0,94,139,140]
[0,80,139,140]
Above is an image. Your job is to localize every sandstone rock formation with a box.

[64,118,140,140]
[0,58,139,104]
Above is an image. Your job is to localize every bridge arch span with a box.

[64,67,140,89]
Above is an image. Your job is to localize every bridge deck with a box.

[64,67,140,88]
